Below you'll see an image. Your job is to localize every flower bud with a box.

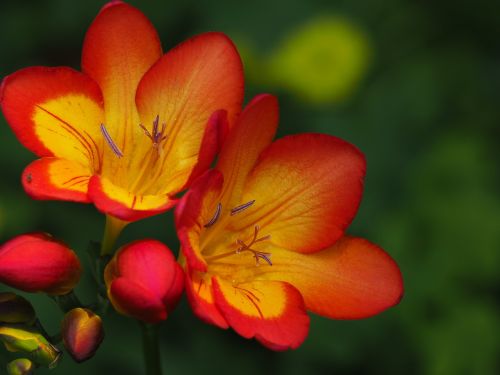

[0,325,61,368]
[0,233,81,295]
[0,293,36,324]
[104,239,184,323]
[61,308,104,362]
[6,358,34,375]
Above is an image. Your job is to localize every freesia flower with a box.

[175,94,403,350]
[0,1,243,222]
[104,239,184,323]
[0,233,81,295]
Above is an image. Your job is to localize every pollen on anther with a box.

[231,200,255,216]
[100,123,123,158]
[204,202,222,228]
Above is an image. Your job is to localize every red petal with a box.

[82,1,162,163]
[88,175,176,222]
[185,271,228,329]
[134,32,244,195]
[216,94,278,209]
[176,169,224,272]
[212,277,310,350]
[22,158,91,203]
[0,66,103,166]
[109,277,167,323]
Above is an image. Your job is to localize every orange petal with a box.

[212,277,309,350]
[176,169,224,272]
[233,133,366,253]
[22,158,91,203]
[0,66,103,168]
[216,94,278,210]
[185,271,228,329]
[82,1,162,169]
[135,32,244,195]
[88,175,176,222]
[265,236,403,319]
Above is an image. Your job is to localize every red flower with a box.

[0,233,81,295]
[104,239,184,323]
[0,1,243,222]
[176,94,403,350]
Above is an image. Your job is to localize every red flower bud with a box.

[104,239,184,323]
[0,233,81,295]
[61,308,104,363]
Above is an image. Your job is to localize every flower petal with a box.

[0,67,103,168]
[176,169,224,272]
[233,133,366,253]
[185,271,228,329]
[216,94,278,210]
[88,175,176,222]
[82,1,162,172]
[135,32,244,195]
[115,239,179,300]
[108,277,167,323]
[180,110,229,192]
[212,277,309,350]
[22,158,91,203]
[263,237,403,319]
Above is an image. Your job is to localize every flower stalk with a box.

[100,215,128,256]
[141,323,162,375]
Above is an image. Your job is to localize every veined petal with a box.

[233,133,366,253]
[261,237,403,319]
[216,94,278,210]
[135,32,244,195]
[88,175,176,222]
[82,1,162,174]
[212,277,309,350]
[0,67,103,168]
[22,158,91,203]
[185,271,228,329]
[176,169,224,272]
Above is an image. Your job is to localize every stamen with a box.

[100,124,123,158]
[204,202,222,228]
[139,115,168,152]
[230,200,256,216]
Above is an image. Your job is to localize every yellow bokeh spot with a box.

[267,15,372,105]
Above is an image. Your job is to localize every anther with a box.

[231,200,255,216]
[100,124,123,158]
[204,202,222,228]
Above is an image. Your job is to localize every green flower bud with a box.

[0,325,61,368]
[6,358,34,375]
[0,293,36,324]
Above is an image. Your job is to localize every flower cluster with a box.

[0,1,402,372]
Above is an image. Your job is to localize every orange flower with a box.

[0,1,243,221]
[175,94,403,350]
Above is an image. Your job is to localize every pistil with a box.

[204,225,272,267]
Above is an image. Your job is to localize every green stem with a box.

[51,291,82,313]
[141,323,162,375]
[100,215,128,256]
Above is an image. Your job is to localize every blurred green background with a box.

[1,0,499,374]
